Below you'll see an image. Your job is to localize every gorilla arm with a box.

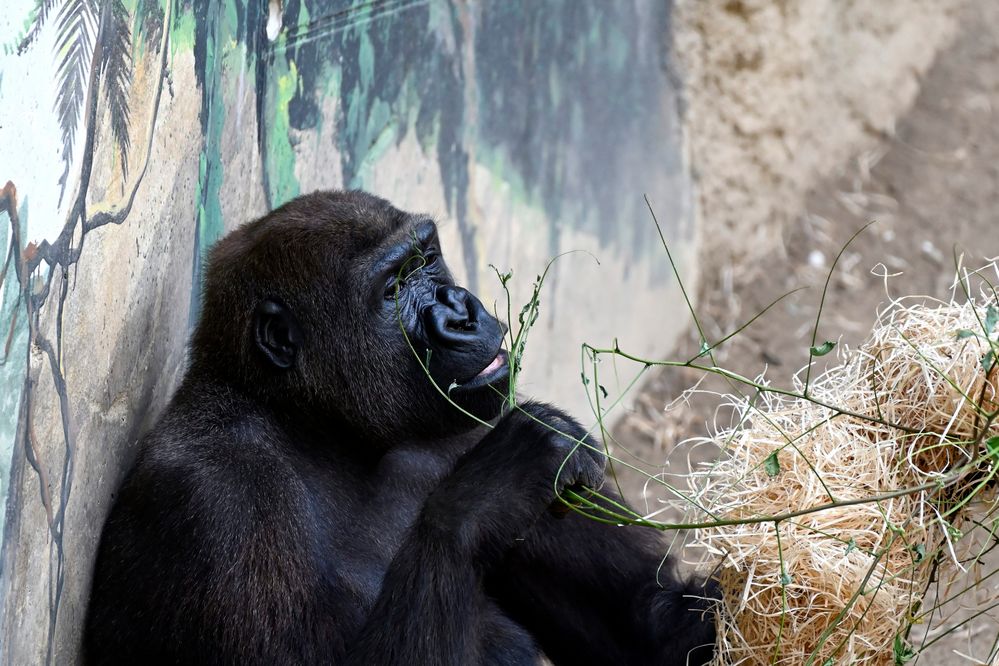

[85,431,352,665]
[486,486,718,665]
[88,423,526,666]
[350,402,716,666]
[346,402,603,666]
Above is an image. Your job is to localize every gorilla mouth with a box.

[476,351,506,378]
[454,349,509,391]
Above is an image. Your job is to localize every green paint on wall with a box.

[478,145,540,218]
[266,58,302,206]
[317,62,342,139]
[1,4,41,55]
[605,23,630,72]
[296,2,311,31]
[169,6,196,58]
[185,0,242,326]
[358,29,374,90]
[195,101,225,252]
[224,0,239,41]
[0,200,31,544]
[353,104,398,187]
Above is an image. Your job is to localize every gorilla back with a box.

[85,190,717,665]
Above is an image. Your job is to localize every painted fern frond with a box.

[99,0,133,178]
[133,0,165,48]
[53,0,97,176]
[16,0,64,55]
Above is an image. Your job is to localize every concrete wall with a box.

[0,0,962,662]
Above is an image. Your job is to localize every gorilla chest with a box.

[312,445,463,610]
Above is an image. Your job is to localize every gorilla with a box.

[85,190,717,665]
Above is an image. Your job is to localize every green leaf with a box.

[986,305,999,336]
[893,634,916,664]
[598,384,608,399]
[518,302,531,325]
[845,538,857,555]
[911,543,926,563]
[780,571,791,586]
[698,341,711,357]
[447,381,459,395]
[956,329,977,339]
[489,264,513,287]
[987,436,999,460]
[764,451,781,478]
[810,340,836,357]
[982,350,995,373]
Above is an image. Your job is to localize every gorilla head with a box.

[190,190,509,442]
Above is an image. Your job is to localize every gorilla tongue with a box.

[476,352,505,378]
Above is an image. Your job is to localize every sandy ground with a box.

[610,1,999,662]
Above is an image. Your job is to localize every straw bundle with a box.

[685,294,999,665]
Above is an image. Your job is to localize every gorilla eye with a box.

[384,276,401,301]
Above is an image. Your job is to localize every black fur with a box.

[84,190,717,665]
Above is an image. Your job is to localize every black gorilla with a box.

[85,190,717,665]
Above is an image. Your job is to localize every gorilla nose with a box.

[429,285,478,340]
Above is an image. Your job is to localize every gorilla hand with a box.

[423,401,606,564]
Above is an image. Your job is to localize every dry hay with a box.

[683,290,999,665]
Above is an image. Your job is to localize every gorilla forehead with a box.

[254,189,415,248]
[212,190,430,288]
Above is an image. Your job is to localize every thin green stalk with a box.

[804,221,876,397]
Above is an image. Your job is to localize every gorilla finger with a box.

[578,433,607,469]
[547,484,590,519]
[579,459,605,490]
[554,454,604,494]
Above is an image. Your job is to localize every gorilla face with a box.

[191,190,510,443]
[372,218,509,395]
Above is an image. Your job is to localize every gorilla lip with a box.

[456,349,509,390]
[477,351,506,378]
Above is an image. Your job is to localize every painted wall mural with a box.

[0,0,693,661]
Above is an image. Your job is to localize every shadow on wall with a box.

[0,1,692,662]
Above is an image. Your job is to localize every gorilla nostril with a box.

[445,318,476,333]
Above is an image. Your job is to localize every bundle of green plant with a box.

[682,290,999,665]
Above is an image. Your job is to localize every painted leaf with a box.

[17,0,63,54]
[100,0,133,178]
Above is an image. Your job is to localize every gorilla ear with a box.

[254,299,301,370]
